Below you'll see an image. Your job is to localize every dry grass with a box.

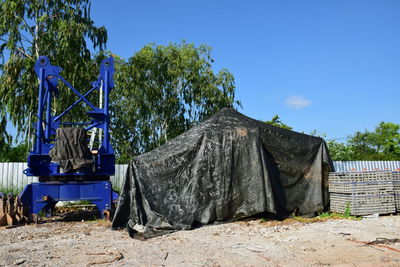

[235,212,362,227]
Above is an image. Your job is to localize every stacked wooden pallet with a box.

[329,171,396,216]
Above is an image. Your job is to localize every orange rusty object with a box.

[0,193,30,227]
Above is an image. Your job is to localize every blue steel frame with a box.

[20,56,117,218]
[24,56,115,177]
[19,181,119,218]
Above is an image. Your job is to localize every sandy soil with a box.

[0,215,400,267]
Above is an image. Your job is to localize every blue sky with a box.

[90,0,399,141]
[8,0,399,142]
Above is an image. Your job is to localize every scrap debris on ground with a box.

[0,214,399,266]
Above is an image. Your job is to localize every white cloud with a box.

[285,95,312,110]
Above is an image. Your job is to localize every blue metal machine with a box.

[17,56,118,220]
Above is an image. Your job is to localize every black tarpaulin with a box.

[49,127,94,172]
[112,108,333,234]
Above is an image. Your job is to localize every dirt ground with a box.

[0,214,400,267]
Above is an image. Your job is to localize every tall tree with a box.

[0,0,107,141]
[349,122,400,160]
[0,142,29,162]
[326,140,355,161]
[263,115,292,130]
[0,116,11,155]
[111,42,240,162]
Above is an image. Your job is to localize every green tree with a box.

[371,122,400,157]
[326,140,355,161]
[0,116,11,157]
[0,143,29,162]
[348,131,376,160]
[309,129,326,138]
[0,0,107,141]
[264,115,292,130]
[349,122,400,160]
[111,42,240,162]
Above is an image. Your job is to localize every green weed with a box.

[0,186,23,196]
[61,200,93,207]
[260,209,361,225]
[112,186,121,195]
[344,202,352,217]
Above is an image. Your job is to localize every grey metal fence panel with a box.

[333,161,400,172]
[2,161,400,191]
[111,164,128,190]
[0,162,128,191]
[0,162,38,190]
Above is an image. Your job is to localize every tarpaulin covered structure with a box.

[112,108,333,234]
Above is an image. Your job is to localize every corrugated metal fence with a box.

[333,161,400,172]
[0,163,38,190]
[113,164,128,190]
[0,163,128,191]
[1,161,400,191]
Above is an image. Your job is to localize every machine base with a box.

[19,181,118,220]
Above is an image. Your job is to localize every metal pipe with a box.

[55,75,97,110]
[103,70,109,153]
[85,122,101,132]
[60,122,91,125]
[53,85,98,122]
[35,68,45,154]
[45,84,52,141]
